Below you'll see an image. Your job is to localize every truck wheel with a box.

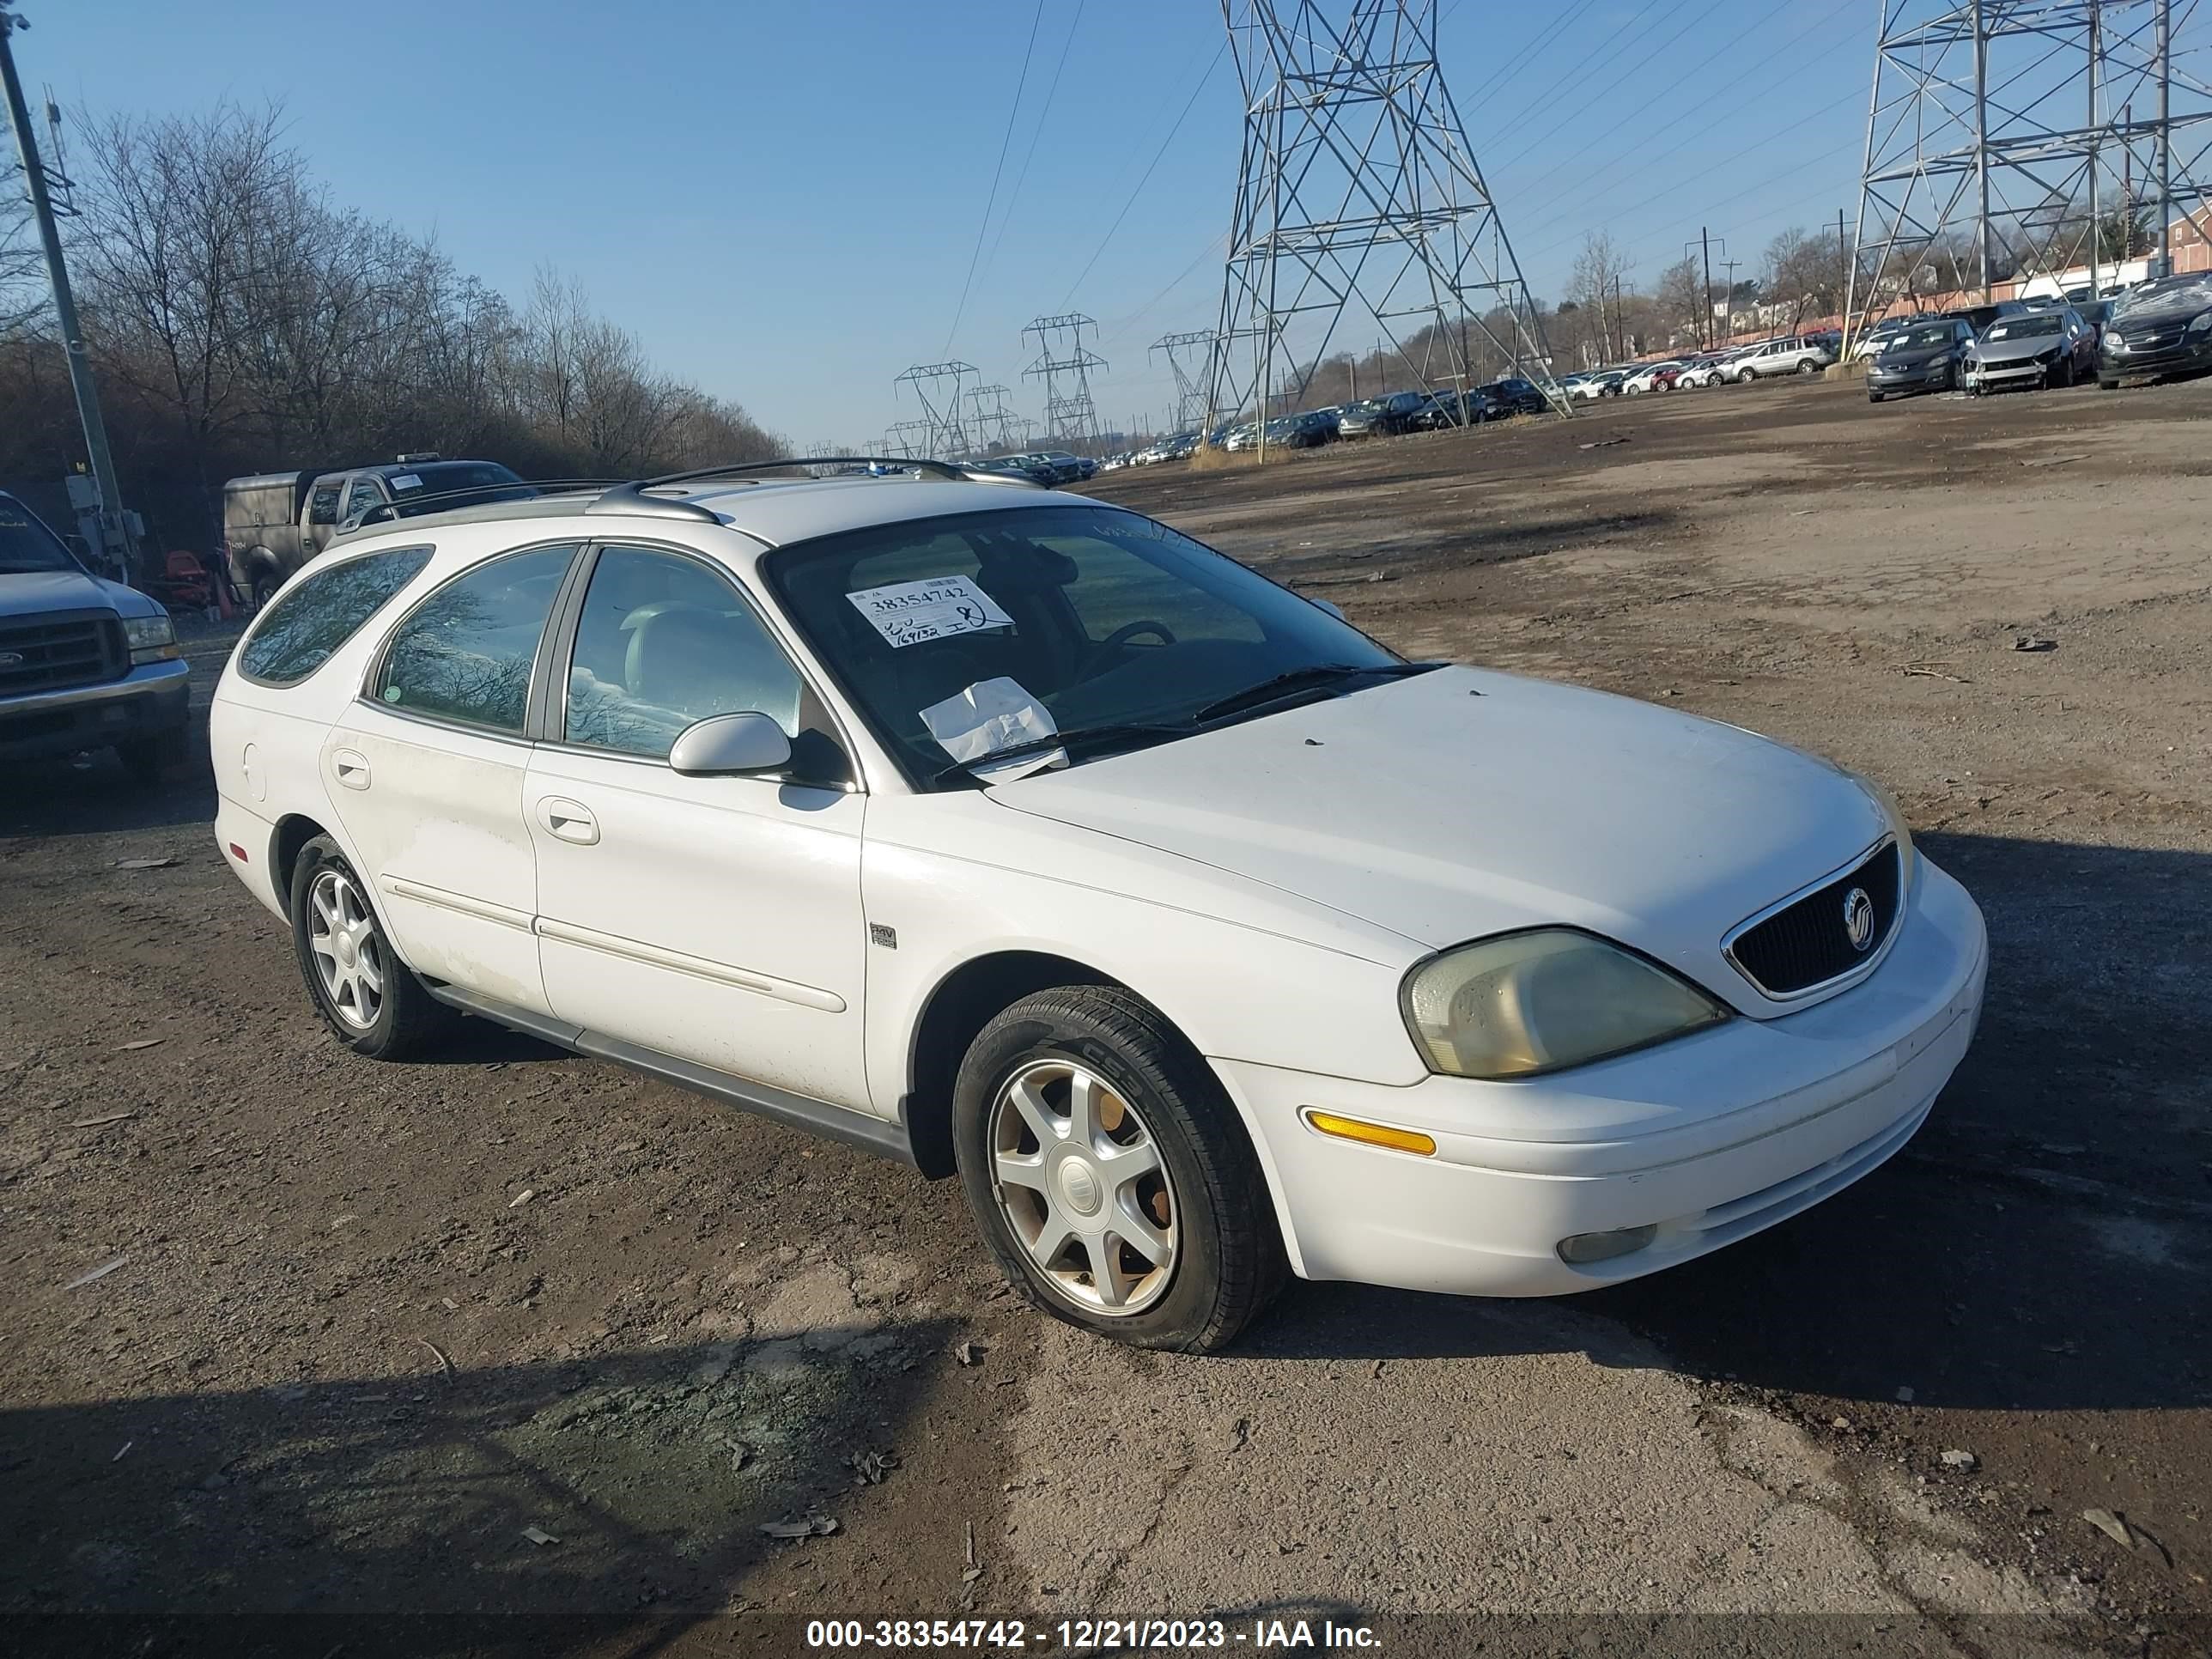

[117,730,189,784]
[953,985,1286,1353]
[289,836,455,1060]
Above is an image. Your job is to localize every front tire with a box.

[289,835,455,1060]
[952,986,1286,1353]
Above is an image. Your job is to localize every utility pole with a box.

[1698,230,1718,350]
[1,2,138,580]
[2157,0,2172,275]
[2088,1,2100,295]
[1719,258,1741,343]
[1972,0,1994,299]
[1836,207,1849,325]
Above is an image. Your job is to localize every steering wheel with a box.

[1085,618,1177,674]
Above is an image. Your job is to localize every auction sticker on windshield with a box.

[847,575,1012,648]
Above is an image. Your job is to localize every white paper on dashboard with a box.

[918,677,1065,781]
[846,575,1013,649]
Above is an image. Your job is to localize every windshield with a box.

[2113,275,2212,315]
[1890,325,1954,349]
[1984,315,2063,339]
[0,497,82,574]
[766,503,1405,787]
[380,462,532,518]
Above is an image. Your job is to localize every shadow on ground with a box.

[3,1327,956,1656]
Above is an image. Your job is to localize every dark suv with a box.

[1478,377,1548,416]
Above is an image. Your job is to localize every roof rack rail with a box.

[350,477,613,529]
[617,456,1036,490]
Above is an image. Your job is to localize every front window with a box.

[767,505,1407,787]
[1984,315,2063,340]
[1892,325,1956,350]
[0,498,80,574]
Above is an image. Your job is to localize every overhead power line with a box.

[981,0,1086,297]
[944,0,1046,354]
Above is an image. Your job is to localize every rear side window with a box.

[238,546,433,687]
[372,544,576,732]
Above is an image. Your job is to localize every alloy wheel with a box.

[307,868,385,1030]
[988,1059,1177,1316]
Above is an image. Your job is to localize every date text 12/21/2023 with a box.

[803,1616,1382,1650]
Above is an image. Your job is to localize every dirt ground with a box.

[4,374,2209,1659]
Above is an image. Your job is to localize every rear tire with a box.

[289,835,456,1060]
[952,985,1286,1353]
[1798,359,1820,375]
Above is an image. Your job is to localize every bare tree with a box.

[1,100,782,557]
[1654,257,1707,348]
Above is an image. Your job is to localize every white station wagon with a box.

[211,462,1988,1352]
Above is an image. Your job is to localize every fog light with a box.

[1303,1109,1436,1157]
[1557,1224,1657,1265]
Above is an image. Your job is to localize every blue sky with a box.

[25,0,1878,446]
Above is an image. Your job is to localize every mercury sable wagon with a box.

[210,462,1987,1352]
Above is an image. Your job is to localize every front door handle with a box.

[537,797,599,845]
[332,749,371,790]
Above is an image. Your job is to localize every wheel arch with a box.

[269,812,331,921]
[899,949,1131,1179]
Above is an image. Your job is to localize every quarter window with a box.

[372,544,576,732]
[564,546,805,758]
[237,545,433,687]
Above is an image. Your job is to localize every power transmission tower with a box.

[881,421,935,460]
[1845,0,2210,349]
[1,1,140,579]
[1206,0,1569,444]
[965,382,1021,453]
[1150,331,1218,430]
[893,361,978,457]
[1021,313,1106,453]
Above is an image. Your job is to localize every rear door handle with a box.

[537,797,599,845]
[332,749,371,790]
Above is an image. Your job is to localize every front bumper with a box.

[1967,355,2058,389]
[0,659,191,762]
[1869,359,1954,392]
[1214,859,1987,1297]
[2100,331,2212,380]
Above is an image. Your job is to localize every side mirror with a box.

[1312,599,1347,622]
[668,711,793,777]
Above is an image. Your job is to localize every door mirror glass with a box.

[669,711,793,777]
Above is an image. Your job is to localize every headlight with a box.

[2189,313,2212,334]
[1401,930,1728,1079]
[2105,331,2125,349]
[123,615,179,665]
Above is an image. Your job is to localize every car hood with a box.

[2111,289,2212,327]
[1974,331,2064,363]
[0,567,154,621]
[988,665,1887,1016]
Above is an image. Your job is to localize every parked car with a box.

[2098,274,2212,387]
[1620,361,1684,396]
[1936,300,2027,335]
[1964,307,2096,394]
[1726,335,1837,382]
[1851,316,1917,362]
[211,463,1987,1352]
[1,489,190,782]
[1476,377,1549,416]
[1338,390,1429,437]
[1865,318,1976,402]
[1673,352,1739,390]
[1566,369,1627,401]
[224,457,532,607]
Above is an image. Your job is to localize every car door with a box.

[324,540,580,1017]
[524,542,873,1111]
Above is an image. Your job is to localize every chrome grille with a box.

[0,610,125,698]
[1726,842,1902,999]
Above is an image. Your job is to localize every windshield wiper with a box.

[1192,661,1436,726]
[928,722,1191,788]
